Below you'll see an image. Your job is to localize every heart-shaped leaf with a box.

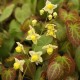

[0,4,15,22]
[55,21,66,41]
[9,19,23,39]
[15,3,31,24]
[59,8,79,22]
[50,54,75,76]
[1,68,16,80]
[66,21,80,46]
[47,62,64,80]
[0,38,14,59]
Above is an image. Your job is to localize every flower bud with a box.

[40,9,44,15]
[48,14,52,20]
[32,19,37,26]
[53,12,57,18]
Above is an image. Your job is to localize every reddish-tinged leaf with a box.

[49,53,75,77]
[24,59,36,78]
[58,8,79,22]
[64,73,79,80]
[66,21,80,46]
[47,62,64,80]
[1,68,16,80]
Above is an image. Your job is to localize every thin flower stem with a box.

[22,66,27,80]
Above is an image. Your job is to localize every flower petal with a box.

[37,51,42,56]
[29,51,35,56]
[26,35,31,40]
[53,45,58,49]
[15,58,19,63]
[39,57,43,62]
[46,0,51,5]
[20,66,23,72]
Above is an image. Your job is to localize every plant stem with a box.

[22,66,27,80]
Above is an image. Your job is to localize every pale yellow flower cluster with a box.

[29,43,58,64]
[45,24,57,38]
[40,0,58,20]
[14,0,58,67]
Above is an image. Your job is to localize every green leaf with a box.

[34,67,42,80]
[0,4,15,22]
[32,45,43,52]
[75,46,80,71]
[32,35,53,51]
[31,0,37,14]
[9,19,23,39]
[37,0,45,13]
[15,3,31,24]
[0,38,14,59]
[37,35,53,46]
[55,21,66,41]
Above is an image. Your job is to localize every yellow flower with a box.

[14,62,20,70]
[31,54,39,62]
[13,58,25,72]
[47,47,53,55]
[40,9,44,15]
[46,29,57,38]
[42,44,58,55]
[48,14,52,20]
[53,12,57,18]
[29,51,43,65]
[31,35,37,41]
[45,24,56,30]
[43,0,57,14]
[26,33,41,44]
[32,19,37,26]
[15,42,26,54]
[15,46,22,53]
